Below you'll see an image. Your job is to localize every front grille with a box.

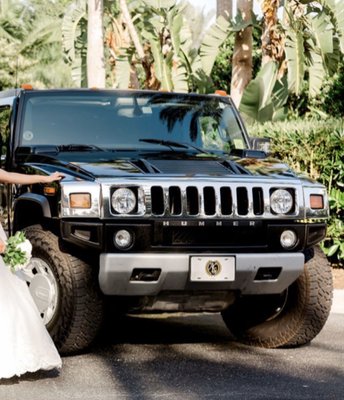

[150,184,282,218]
[105,180,300,219]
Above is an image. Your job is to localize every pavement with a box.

[332,289,344,314]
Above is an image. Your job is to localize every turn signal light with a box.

[215,90,227,96]
[70,193,91,209]
[21,83,33,90]
[44,186,57,196]
[310,194,324,209]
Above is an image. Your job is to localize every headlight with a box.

[112,188,136,214]
[270,189,293,214]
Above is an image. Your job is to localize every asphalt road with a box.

[1,292,343,400]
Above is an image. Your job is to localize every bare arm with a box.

[0,170,64,185]
[0,238,5,254]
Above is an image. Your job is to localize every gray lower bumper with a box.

[99,252,305,296]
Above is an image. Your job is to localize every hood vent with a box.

[143,159,234,175]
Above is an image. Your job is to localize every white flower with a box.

[3,231,32,273]
[17,239,32,260]
[15,239,32,270]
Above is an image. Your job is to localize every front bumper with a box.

[99,252,304,296]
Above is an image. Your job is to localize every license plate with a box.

[190,256,235,282]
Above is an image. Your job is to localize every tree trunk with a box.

[217,0,233,20]
[230,0,253,107]
[87,0,105,87]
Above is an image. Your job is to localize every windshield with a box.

[19,91,248,153]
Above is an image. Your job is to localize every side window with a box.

[0,106,11,233]
[0,105,11,160]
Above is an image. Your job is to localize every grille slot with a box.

[220,187,232,215]
[253,187,264,215]
[151,186,164,215]
[203,187,216,215]
[186,186,199,215]
[169,186,182,215]
[237,187,249,215]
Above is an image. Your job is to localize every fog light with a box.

[280,230,297,249]
[114,230,133,249]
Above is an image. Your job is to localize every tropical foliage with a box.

[238,0,344,123]
[112,0,229,92]
[0,0,73,90]
[248,118,344,264]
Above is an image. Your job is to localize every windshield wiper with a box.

[139,138,189,151]
[57,144,105,152]
[140,138,231,159]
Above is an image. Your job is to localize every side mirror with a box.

[249,137,271,154]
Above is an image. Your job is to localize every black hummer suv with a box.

[0,88,332,353]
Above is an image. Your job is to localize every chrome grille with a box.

[149,183,297,218]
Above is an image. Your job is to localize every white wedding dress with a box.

[0,225,61,379]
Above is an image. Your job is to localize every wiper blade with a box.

[57,144,105,152]
[139,138,189,150]
[140,138,237,162]
[139,138,212,156]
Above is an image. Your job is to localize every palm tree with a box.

[230,0,253,107]
[87,0,105,87]
[217,0,232,19]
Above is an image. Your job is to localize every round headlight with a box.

[280,230,297,249]
[112,188,136,214]
[114,230,133,249]
[270,189,293,214]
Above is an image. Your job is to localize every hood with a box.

[21,150,311,182]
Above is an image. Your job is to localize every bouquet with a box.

[3,231,32,273]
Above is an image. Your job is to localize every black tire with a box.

[221,247,333,348]
[23,226,104,354]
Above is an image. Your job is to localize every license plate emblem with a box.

[190,256,235,281]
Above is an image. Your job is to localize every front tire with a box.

[22,226,104,354]
[222,247,333,348]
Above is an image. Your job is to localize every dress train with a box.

[0,225,61,379]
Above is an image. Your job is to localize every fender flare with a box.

[14,193,52,218]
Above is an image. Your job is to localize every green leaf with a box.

[285,28,305,96]
[327,244,339,257]
[171,59,188,92]
[308,50,326,97]
[311,11,334,54]
[168,7,183,55]
[114,55,131,89]
[199,15,230,75]
[239,61,289,123]
[62,0,87,86]
[323,0,344,53]
[62,0,86,62]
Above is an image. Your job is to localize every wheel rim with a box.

[18,257,59,325]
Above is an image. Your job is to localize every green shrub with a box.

[248,118,344,266]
